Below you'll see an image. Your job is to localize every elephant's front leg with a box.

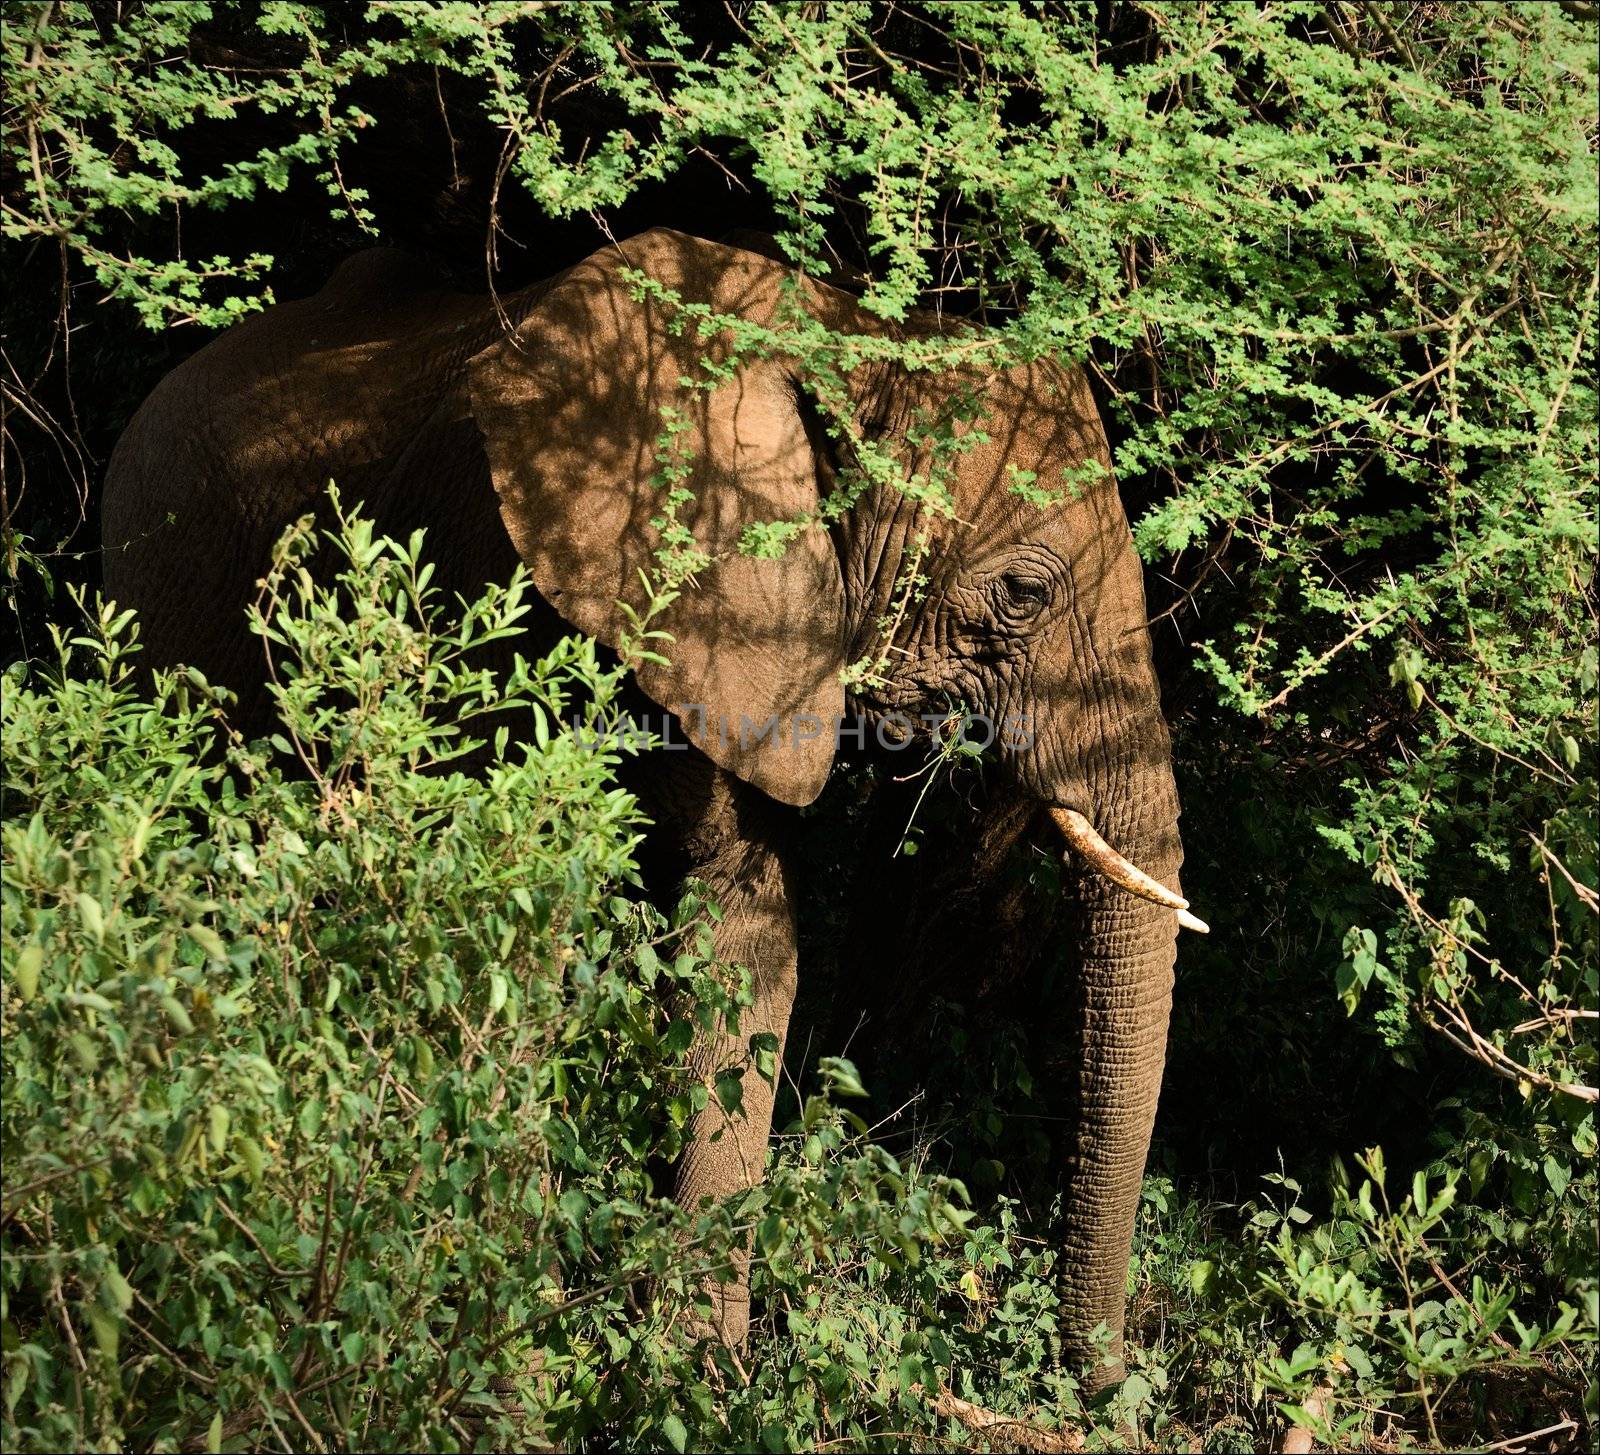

[666,771,799,1346]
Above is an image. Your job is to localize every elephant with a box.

[100,228,1204,1388]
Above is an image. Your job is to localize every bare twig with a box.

[1426,1002,1598,1104]
[1258,601,1406,714]
[1,1155,112,1218]
[1532,835,1600,915]
[214,1196,308,1280]
[1512,1010,1598,1035]
[911,1381,1085,1452]
[1534,268,1598,455]
[48,1275,87,1372]
[1480,1419,1580,1452]
[1376,850,1599,1104]
[125,1312,218,1389]
[1416,1237,1519,1357]
[1357,0,1419,69]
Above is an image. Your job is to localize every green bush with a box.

[0,506,982,1453]
[1114,1158,1598,1450]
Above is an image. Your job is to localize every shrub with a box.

[0,505,977,1453]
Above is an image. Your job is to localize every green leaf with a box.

[818,1057,868,1099]
[86,1305,120,1360]
[76,893,105,945]
[66,990,114,1013]
[101,1265,134,1315]
[187,924,228,962]
[715,1068,745,1116]
[237,1136,266,1183]
[67,1031,100,1071]
[12,945,42,1002]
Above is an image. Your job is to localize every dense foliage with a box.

[2,509,990,1451]
[3,3,1596,1451]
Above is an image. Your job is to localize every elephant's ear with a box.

[466,228,849,807]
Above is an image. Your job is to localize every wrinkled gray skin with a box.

[102,230,1183,1388]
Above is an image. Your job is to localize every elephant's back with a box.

[101,250,526,726]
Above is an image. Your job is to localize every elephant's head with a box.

[468,229,1200,1385]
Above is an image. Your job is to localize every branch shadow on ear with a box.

[467,228,860,807]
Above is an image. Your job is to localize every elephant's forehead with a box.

[936,361,1116,534]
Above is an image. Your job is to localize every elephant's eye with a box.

[998,571,1051,616]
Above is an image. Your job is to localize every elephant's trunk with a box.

[1049,752,1184,1390]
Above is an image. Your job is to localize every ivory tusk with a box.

[1050,807,1209,933]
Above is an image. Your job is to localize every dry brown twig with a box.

[910,1380,1085,1452]
[1479,1418,1581,1452]
[1532,835,1600,915]
[1373,850,1599,1105]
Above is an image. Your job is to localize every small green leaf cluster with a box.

[1248,1150,1597,1450]
[1107,1154,1597,1452]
